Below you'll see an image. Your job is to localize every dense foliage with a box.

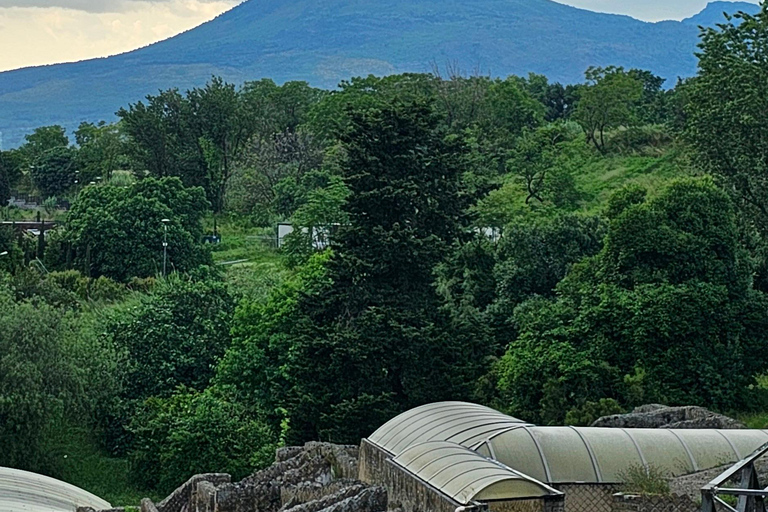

[3,4,768,504]
[64,177,211,281]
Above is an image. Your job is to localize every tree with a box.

[30,146,78,198]
[22,125,69,157]
[128,387,276,493]
[220,101,492,444]
[240,79,326,139]
[0,286,121,475]
[507,123,580,207]
[121,78,324,213]
[519,73,581,121]
[574,66,643,152]
[119,89,204,186]
[0,153,10,206]
[106,277,235,402]
[228,130,323,220]
[65,177,211,281]
[480,77,545,147]
[685,5,768,238]
[75,121,127,183]
[495,179,768,423]
[188,77,254,213]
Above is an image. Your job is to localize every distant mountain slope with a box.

[0,0,760,148]
[682,1,757,26]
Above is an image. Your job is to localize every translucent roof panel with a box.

[629,429,696,476]
[488,427,768,484]
[0,466,111,512]
[392,441,561,505]
[482,427,548,483]
[533,427,598,483]
[673,429,741,471]
[368,402,528,456]
[579,428,645,482]
[720,430,768,459]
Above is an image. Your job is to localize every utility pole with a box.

[162,218,170,277]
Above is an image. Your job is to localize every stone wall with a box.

[155,473,231,512]
[358,439,389,487]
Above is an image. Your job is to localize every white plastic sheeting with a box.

[392,441,561,505]
[0,466,111,512]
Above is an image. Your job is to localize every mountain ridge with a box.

[0,0,761,148]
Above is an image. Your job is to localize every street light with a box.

[0,251,7,256]
[162,218,170,277]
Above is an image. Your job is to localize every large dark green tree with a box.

[30,146,78,198]
[220,101,492,444]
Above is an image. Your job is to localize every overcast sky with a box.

[0,0,761,72]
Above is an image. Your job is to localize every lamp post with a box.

[162,218,170,277]
[0,251,7,257]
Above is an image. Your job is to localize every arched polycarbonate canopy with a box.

[0,466,111,512]
[393,441,562,505]
[368,402,768,490]
[476,425,768,484]
[368,401,529,456]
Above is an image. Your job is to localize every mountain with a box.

[0,0,761,148]
[682,1,758,26]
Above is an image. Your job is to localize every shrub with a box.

[620,464,671,496]
[128,387,277,493]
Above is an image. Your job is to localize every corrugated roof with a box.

[480,426,768,484]
[0,466,111,512]
[367,402,768,491]
[392,441,562,505]
[368,402,529,456]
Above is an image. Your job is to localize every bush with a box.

[607,125,672,155]
[0,287,122,476]
[128,387,277,493]
[106,276,236,402]
[620,464,671,496]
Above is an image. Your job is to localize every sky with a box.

[0,0,761,73]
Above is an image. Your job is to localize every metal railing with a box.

[702,442,768,512]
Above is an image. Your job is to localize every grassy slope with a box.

[474,144,690,225]
[50,428,160,506]
[574,148,690,215]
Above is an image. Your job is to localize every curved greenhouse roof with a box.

[393,441,561,505]
[367,402,768,486]
[475,426,768,484]
[0,466,111,512]
[368,401,529,456]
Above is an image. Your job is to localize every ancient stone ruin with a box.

[78,443,386,512]
[592,404,747,429]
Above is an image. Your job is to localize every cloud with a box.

[0,0,232,13]
[0,0,241,71]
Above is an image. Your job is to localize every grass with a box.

[738,412,768,429]
[202,217,292,302]
[574,148,690,215]
[473,143,691,226]
[49,426,161,507]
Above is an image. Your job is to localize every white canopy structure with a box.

[0,466,110,512]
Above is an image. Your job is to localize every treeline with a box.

[1,5,768,502]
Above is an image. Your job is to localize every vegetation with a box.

[3,3,768,505]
